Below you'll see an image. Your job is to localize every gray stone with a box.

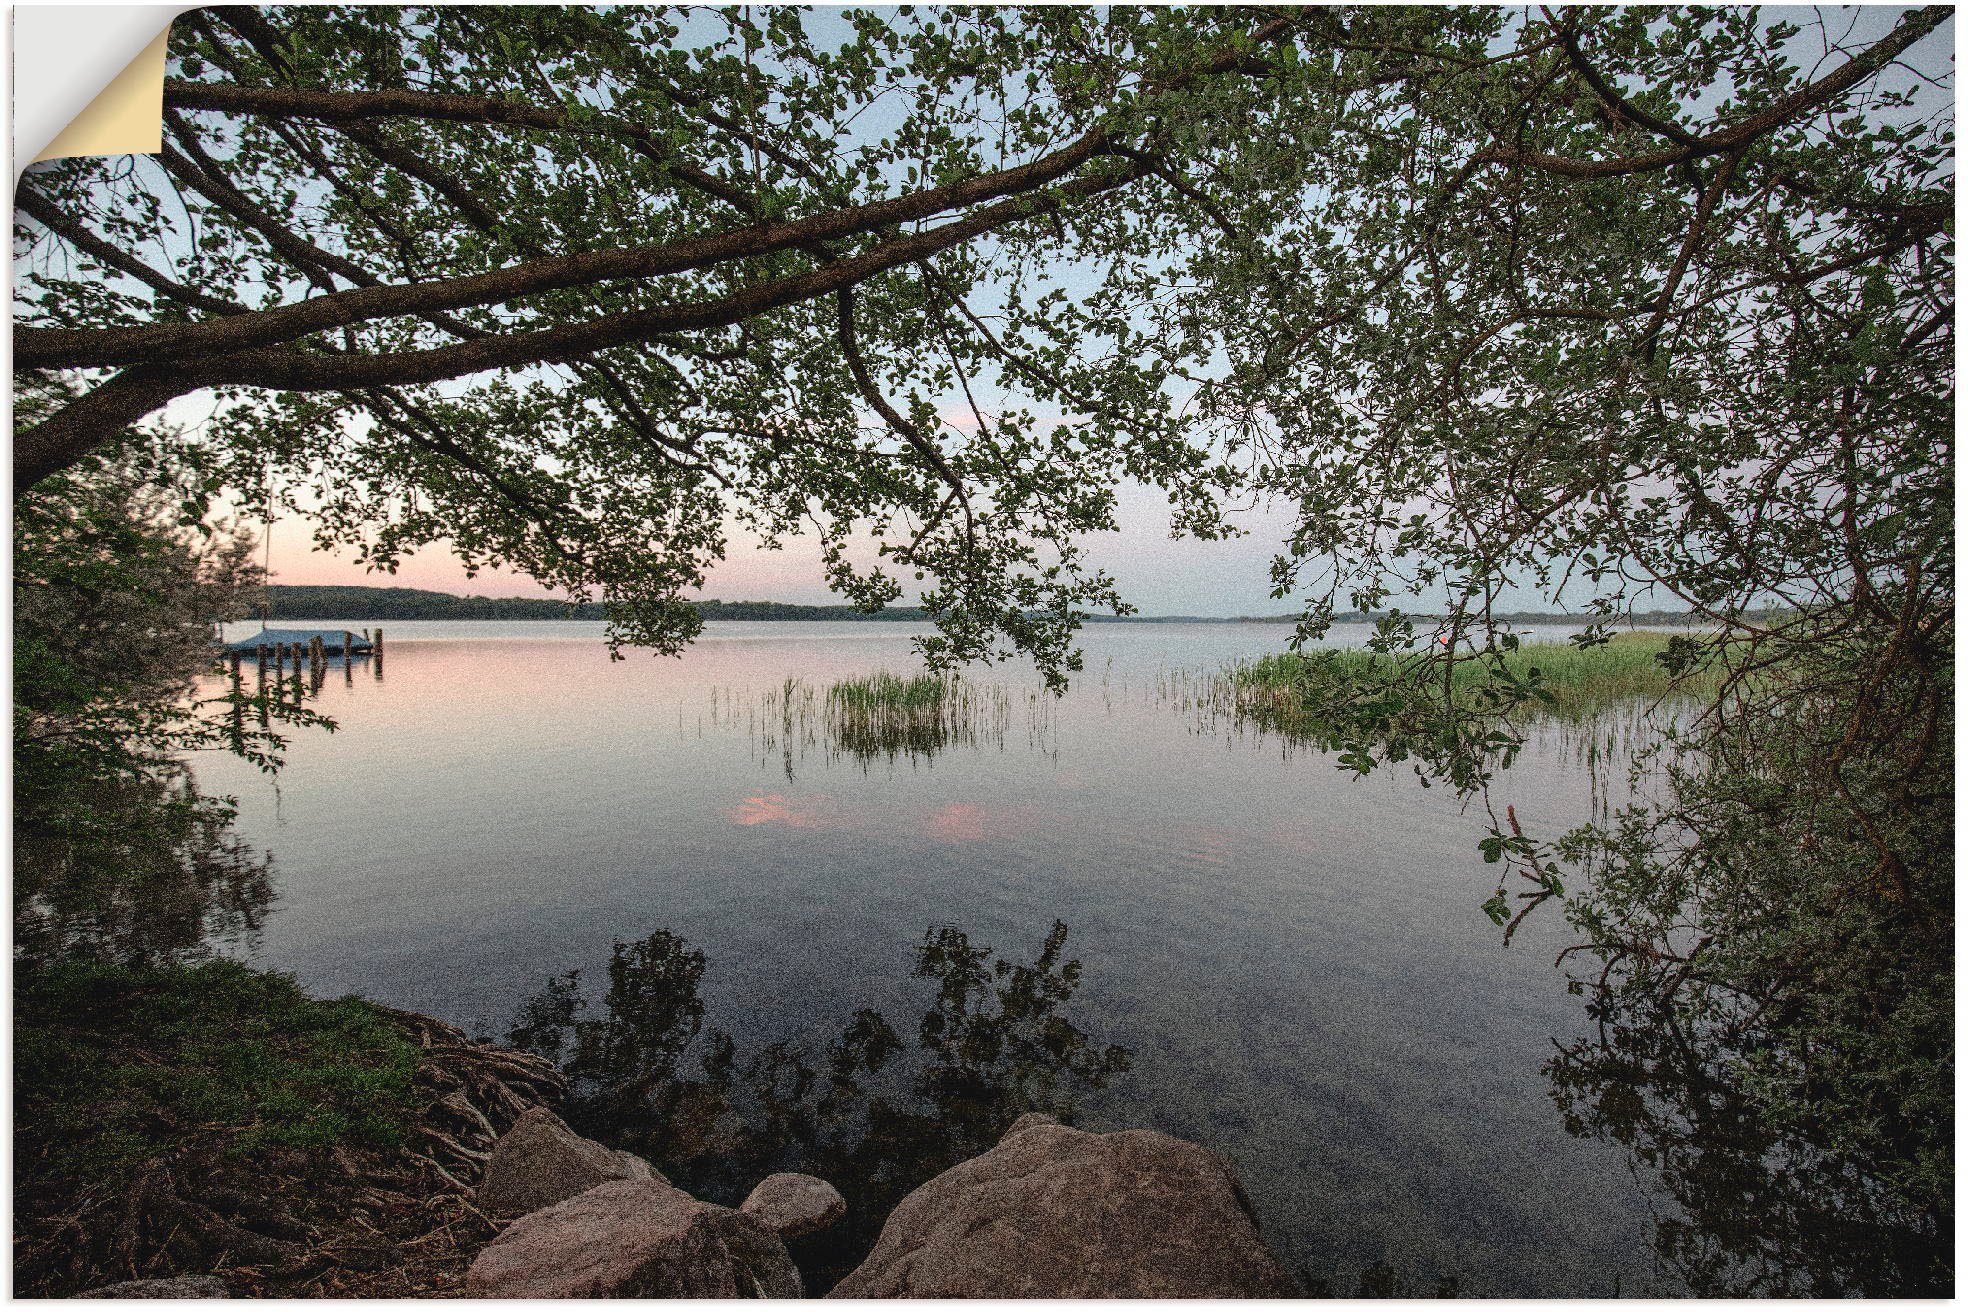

[80,1276,231,1298]
[741,1172,847,1238]
[828,1118,1292,1298]
[466,1178,802,1298]
[475,1106,661,1218]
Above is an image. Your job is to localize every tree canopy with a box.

[18,5,1948,678]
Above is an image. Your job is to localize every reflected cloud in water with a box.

[724,792,841,830]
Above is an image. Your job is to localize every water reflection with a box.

[1546,993,1950,1297]
[707,676,1058,778]
[505,920,1129,1291]
[14,769,273,967]
[189,625,1877,1295]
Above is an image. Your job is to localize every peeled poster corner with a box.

[13,6,184,176]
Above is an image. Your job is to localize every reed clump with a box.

[828,672,960,717]
[825,672,999,763]
[1222,630,1717,732]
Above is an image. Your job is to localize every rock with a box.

[1002,1110,1061,1139]
[80,1275,232,1298]
[827,1119,1292,1298]
[466,1178,802,1298]
[741,1173,847,1238]
[475,1106,662,1218]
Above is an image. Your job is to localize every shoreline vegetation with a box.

[14,959,565,1297]
[1220,631,1718,725]
[256,583,1715,628]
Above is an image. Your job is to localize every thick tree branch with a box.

[14,157,1157,489]
[26,17,1294,373]
[195,159,1155,390]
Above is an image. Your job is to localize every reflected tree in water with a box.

[507,920,1129,1288]
[1547,995,1950,1297]
[14,770,273,968]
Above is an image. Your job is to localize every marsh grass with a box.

[828,672,959,716]
[1223,631,1717,730]
[827,673,982,763]
[716,672,1058,774]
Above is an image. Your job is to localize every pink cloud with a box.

[1185,825,1236,867]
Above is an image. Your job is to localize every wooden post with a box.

[256,643,269,676]
[310,636,324,669]
[373,628,384,657]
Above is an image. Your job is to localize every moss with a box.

[15,958,422,1188]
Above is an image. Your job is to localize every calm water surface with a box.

[199,620,1673,1295]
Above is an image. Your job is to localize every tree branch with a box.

[27,16,1296,372]
[1478,7,1948,179]
[14,184,251,317]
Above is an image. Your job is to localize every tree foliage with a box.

[12,438,319,964]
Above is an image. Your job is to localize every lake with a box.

[190,621,1741,1294]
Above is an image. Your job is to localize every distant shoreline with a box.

[256,585,1706,628]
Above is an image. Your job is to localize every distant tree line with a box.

[261,584,1713,627]
[261,585,927,622]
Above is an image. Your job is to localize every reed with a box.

[827,672,959,716]
[824,672,976,763]
[1222,631,1718,728]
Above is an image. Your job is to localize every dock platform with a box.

[222,628,375,656]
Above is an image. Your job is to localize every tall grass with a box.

[827,672,986,763]
[827,672,959,716]
[710,671,1057,773]
[1222,631,1717,732]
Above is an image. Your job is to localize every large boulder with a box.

[80,1276,231,1298]
[475,1106,661,1218]
[466,1178,802,1298]
[827,1114,1292,1298]
[741,1172,847,1239]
